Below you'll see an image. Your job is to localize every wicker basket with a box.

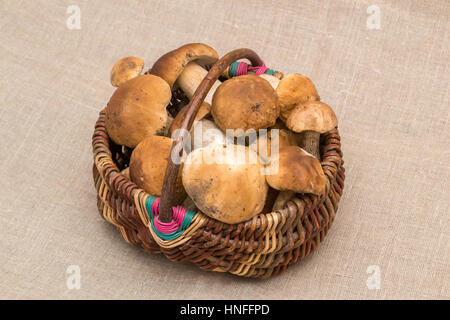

[92,48,345,278]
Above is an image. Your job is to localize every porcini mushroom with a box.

[265,146,327,196]
[129,135,186,204]
[182,144,268,224]
[105,74,172,147]
[275,74,320,122]
[211,75,279,136]
[285,101,338,160]
[110,56,144,87]
[150,43,221,104]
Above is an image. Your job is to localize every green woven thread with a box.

[145,196,196,241]
[228,61,240,77]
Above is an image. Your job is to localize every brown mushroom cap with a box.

[211,75,279,135]
[150,43,219,89]
[265,146,327,195]
[105,74,172,147]
[276,74,320,122]
[182,144,268,224]
[129,135,186,204]
[286,101,338,134]
[110,56,144,87]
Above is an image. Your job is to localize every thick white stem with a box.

[259,73,280,90]
[176,62,222,104]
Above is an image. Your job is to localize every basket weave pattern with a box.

[92,108,345,278]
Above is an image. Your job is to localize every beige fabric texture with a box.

[0,0,449,300]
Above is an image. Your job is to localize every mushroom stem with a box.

[299,130,321,160]
[177,62,221,104]
[261,187,279,214]
[259,74,280,90]
[272,190,295,211]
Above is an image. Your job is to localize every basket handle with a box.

[158,48,263,223]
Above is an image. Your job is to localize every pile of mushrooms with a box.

[105,43,338,225]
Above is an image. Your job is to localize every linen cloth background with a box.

[0,0,449,300]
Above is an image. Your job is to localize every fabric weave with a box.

[0,0,448,299]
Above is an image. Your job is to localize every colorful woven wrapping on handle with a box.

[228,60,276,77]
[145,196,196,240]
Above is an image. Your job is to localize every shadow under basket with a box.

[91,49,345,279]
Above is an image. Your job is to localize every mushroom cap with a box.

[105,74,172,147]
[286,101,338,134]
[168,102,211,138]
[129,135,186,204]
[265,146,327,195]
[110,56,144,87]
[211,75,279,135]
[276,74,320,122]
[182,144,268,224]
[150,43,219,88]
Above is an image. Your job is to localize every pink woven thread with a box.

[151,197,187,233]
[235,59,269,76]
[235,61,248,76]
[249,59,269,75]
